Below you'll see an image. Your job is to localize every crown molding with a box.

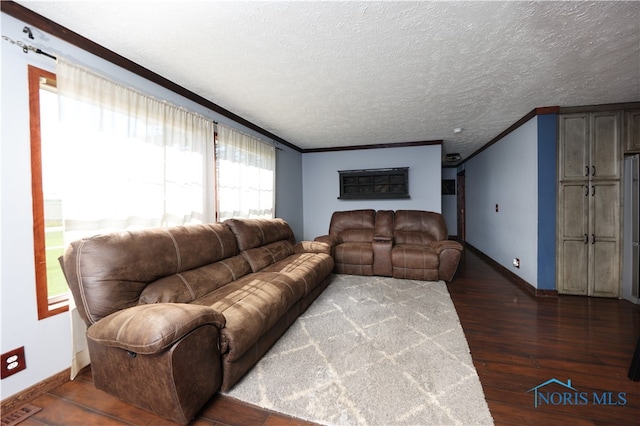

[1,1,302,152]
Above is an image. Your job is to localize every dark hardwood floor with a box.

[8,247,640,425]
[450,247,640,426]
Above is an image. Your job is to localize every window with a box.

[55,58,216,235]
[216,124,275,221]
[29,65,68,319]
[28,60,275,319]
[29,60,217,318]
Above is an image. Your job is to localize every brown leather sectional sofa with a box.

[315,209,463,282]
[61,218,333,424]
[60,211,460,423]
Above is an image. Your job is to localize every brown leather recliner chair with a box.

[316,209,462,282]
[391,210,462,281]
[314,209,378,275]
[85,304,225,424]
[60,225,230,424]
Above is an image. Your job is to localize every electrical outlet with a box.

[1,346,26,379]
[513,258,520,269]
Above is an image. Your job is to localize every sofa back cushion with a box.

[329,209,376,243]
[139,254,251,304]
[62,223,240,325]
[241,240,295,272]
[393,210,448,245]
[224,218,296,251]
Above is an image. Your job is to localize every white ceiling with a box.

[14,1,640,162]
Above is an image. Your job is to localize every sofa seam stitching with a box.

[176,273,196,301]
[75,239,96,325]
[165,230,181,273]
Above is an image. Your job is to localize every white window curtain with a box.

[55,57,216,244]
[55,57,216,377]
[216,124,275,220]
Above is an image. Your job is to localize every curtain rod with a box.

[2,26,57,60]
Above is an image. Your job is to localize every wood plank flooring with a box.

[449,247,640,426]
[9,247,640,425]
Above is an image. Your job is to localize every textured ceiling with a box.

[13,1,640,162]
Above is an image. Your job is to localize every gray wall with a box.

[2,12,72,400]
[301,144,442,240]
[462,117,539,286]
[275,147,304,240]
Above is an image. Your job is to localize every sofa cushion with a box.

[394,210,448,243]
[241,240,295,272]
[261,252,334,296]
[168,223,240,271]
[62,223,241,324]
[328,209,376,243]
[194,272,305,361]
[391,244,439,269]
[224,218,295,251]
[139,255,252,304]
[328,209,375,235]
[335,242,374,265]
[338,229,374,243]
[391,244,440,281]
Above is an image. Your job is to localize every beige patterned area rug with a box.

[224,274,494,426]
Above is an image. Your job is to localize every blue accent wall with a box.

[537,114,557,290]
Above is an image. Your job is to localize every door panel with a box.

[559,114,589,181]
[625,109,640,153]
[589,181,621,297]
[591,182,620,240]
[591,112,621,180]
[561,240,589,295]
[561,183,589,238]
[591,240,620,297]
[558,183,589,295]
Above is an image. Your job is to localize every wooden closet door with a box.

[589,181,621,297]
[558,182,589,295]
[557,110,622,297]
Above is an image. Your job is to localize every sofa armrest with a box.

[431,239,463,255]
[87,303,226,355]
[372,238,393,276]
[294,240,332,255]
[314,234,341,247]
[431,240,464,282]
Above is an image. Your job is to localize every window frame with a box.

[28,65,69,319]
